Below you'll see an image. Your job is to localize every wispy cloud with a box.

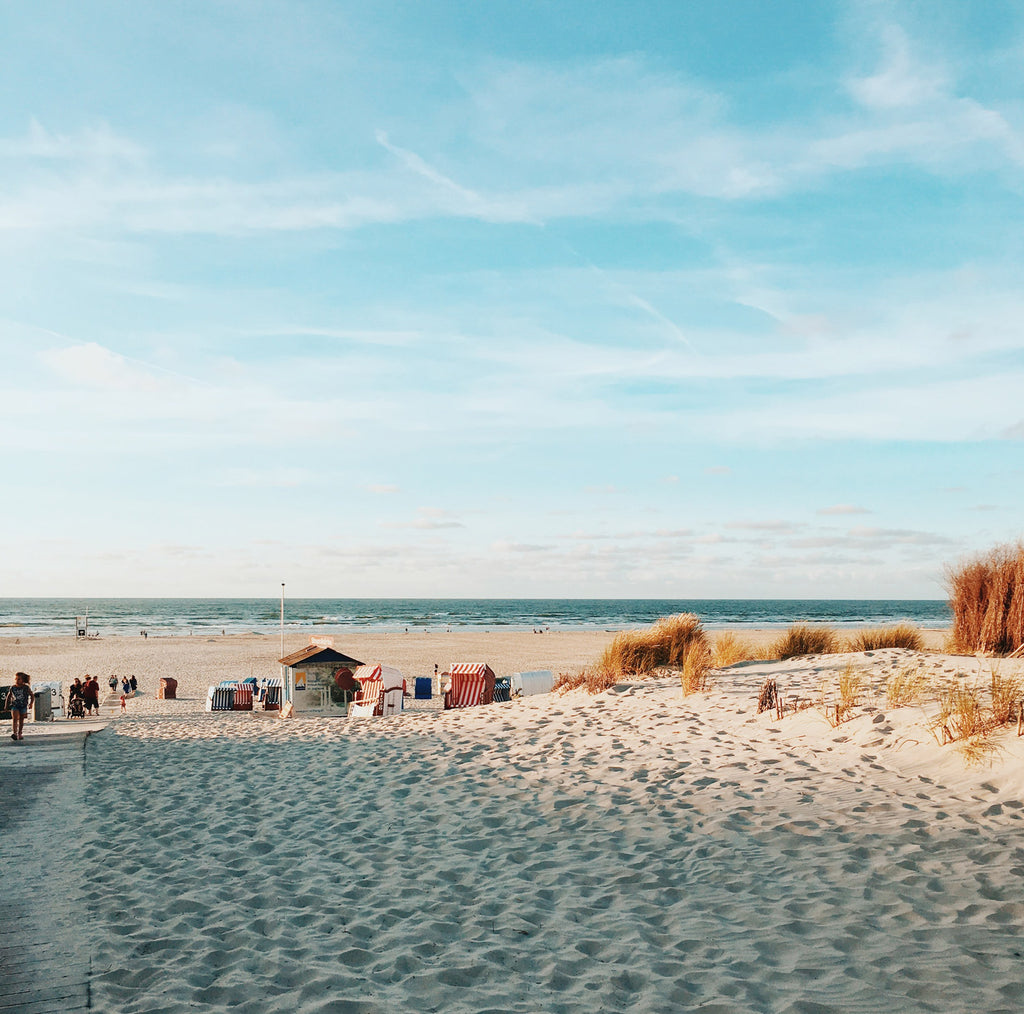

[817,504,870,516]
[380,507,465,531]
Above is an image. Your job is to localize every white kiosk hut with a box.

[278,639,364,715]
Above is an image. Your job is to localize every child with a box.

[120,693,127,714]
[5,672,34,742]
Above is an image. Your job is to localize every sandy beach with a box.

[6,627,1024,1012]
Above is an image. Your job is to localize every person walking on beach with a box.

[82,675,99,716]
[5,672,34,741]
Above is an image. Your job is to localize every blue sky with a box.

[2,0,1023,598]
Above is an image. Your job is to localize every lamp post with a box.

[280,582,289,706]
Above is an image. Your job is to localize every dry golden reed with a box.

[556,613,711,695]
[885,665,929,708]
[712,632,757,667]
[599,613,709,675]
[681,639,713,696]
[847,624,924,652]
[988,664,1024,726]
[946,541,1024,655]
[768,624,840,660]
[931,683,989,743]
[821,663,864,727]
[552,669,586,693]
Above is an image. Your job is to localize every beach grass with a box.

[821,663,864,726]
[681,639,713,695]
[600,613,709,675]
[988,663,1024,726]
[885,664,930,708]
[846,624,924,652]
[555,613,711,694]
[768,623,840,660]
[946,541,1024,655]
[712,631,757,667]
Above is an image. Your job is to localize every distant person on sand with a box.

[6,672,34,741]
[129,675,137,693]
[121,676,131,697]
[108,674,117,693]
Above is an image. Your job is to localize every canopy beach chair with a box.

[349,664,405,717]
[443,663,496,709]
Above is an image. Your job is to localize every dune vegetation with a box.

[767,623,840,660]
[946,542,1024,656]
[555,613,711,695]
[846,624,924,652]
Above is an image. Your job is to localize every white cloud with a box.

[725,520,802,533]
[0,119,145,164]
[380,507,465,531]
[847,26,948,110]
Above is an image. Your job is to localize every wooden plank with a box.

[0,739,91,1014]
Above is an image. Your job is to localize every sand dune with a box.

[37,636,1022,1013]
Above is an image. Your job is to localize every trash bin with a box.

[32,681,62,719]
[33,691,53,722]
[158,678,177,700]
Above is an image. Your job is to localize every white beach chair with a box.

[349,677,383,718]
[511,670,554,697]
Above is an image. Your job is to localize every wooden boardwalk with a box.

[0,727,101,1013]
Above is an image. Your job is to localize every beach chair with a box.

[414,677,432,700]
[443,663,496,709]
[493,679,511,703]
[254,678,282,711]
[511,670,554,697]
[349,677,383,718]
[232,684,253,710]
[380,669,404,717]
[206,683,235,711]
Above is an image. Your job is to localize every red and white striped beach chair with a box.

[444,663,496,709]
[350,676,383,717]
[349,664,407,718]
[350,664,383,716]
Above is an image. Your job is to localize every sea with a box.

[0,598,951,638]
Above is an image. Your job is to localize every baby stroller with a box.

[67,693,86,719]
